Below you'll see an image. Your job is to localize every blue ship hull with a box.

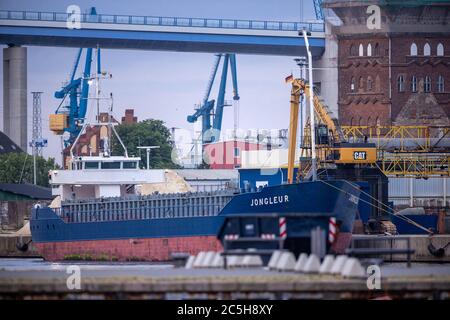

[30,180,360,261]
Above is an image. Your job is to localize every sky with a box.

[0,0,317,164]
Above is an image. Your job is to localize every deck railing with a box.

[0,10,325,32]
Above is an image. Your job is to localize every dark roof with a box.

[0,183,53,200]
[0,131,23,155]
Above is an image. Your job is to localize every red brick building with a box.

[326,1,450,127]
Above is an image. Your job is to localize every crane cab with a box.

[333,143,377,164]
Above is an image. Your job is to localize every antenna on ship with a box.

[69,45,130,160]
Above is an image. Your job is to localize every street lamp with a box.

[137,146,160,170]
[300,29,317,181]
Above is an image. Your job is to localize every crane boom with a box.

[313,0,324,20]
[187,53,239,144]
[286,77,377,183]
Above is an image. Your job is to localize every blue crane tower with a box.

[187,53,239,145]
[49,7,100,148]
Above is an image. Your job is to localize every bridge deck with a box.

[0,10,325,56]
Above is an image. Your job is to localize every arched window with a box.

[367,76,373,91]
[424,43,431,56]
[438,75,444,93]
[424,76,431,92]
[374,43,380,56]
[367,43,372,56]
[350,44,357,56]
[350,77,356,92]
[397,75,405,92]
[367,116,372,126]
[359,76,364,91]
[411,75,417,93]
[410,43,418,56]
[359,43,364,56]
[375,75,381,92]
[437,43,444,56]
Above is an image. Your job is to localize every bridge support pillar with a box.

[3,45,27,151]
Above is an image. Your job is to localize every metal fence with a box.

[0,10,325,32]
[389,177,449,207]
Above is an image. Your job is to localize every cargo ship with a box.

[30,158,361,261]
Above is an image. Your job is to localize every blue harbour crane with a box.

[49,7,100,147]
[187,53,239,144]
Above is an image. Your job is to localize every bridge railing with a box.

[0,10,325,32]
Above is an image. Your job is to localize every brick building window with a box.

[411,76,417,93]
[350,77,356,92]
[424,43,431,56]
[397,75,405,92]
[374,43,380,56]
[359,43,364,56]
[424,76,431,92]
[437,43,444,56]
[359,76,364,91]
[350,44,357,56]
[438,75,445,93]
[367,43,372,56]
[410,43,418,56]
[375,75,380,92]
[367,76,373,91]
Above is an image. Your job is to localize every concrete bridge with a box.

[0,10,325,56]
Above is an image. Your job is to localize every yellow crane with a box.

[286,77,450,178]
[286,77,377,183]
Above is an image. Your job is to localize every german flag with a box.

[285,73,293,83]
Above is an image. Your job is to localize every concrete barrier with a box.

[276,252,296,271]
[268,250,282,270]
[211,253,224,268]
[303,254,321,273]
[319,255,335,274]
[330,255,348,274]
[227,255,243,268]
[201,251,216,267]
[184,255,195,269]
[193,251,207,268]
[242,255,263,267]
[341,257,365,278]
[294,253,308,272]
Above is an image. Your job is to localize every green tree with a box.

[0,152,60,187]
[111,119,179,169]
